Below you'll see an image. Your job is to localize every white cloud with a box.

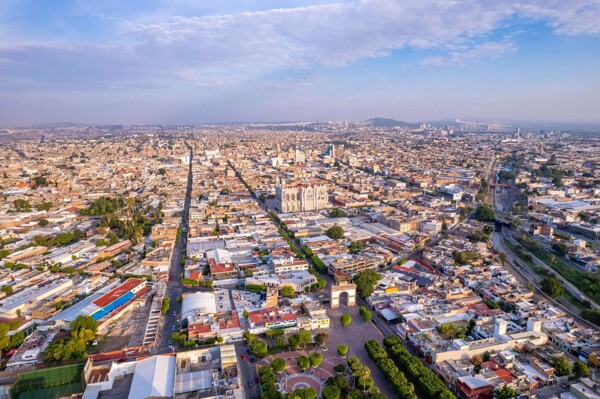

[421,40,517,67]
[0,0,599,90]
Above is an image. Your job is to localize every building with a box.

[275,179,329,213]
[269,255,309,273]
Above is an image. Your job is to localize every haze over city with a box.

[1,0,600,125]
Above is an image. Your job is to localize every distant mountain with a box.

[365,117,420,128]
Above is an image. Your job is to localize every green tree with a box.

[341,314,352,326]
[494,385,517,399]
[298,330,312,349]
[349,241,364,254]
[346,389,364,399]
[361,309,372,322]
[250,339,269,358]
[541,276,564,298]
[0,249,9,259]
[281,285,295,297]
[552,242,569,256]
[329,208,346,218]
[309,352,323,367]
[1,285,13,295]
[297,355,310,371]
[38,218,50,227]
[271,358,286,373]
[314,332,329,348]
[243,310,249,319]
[325,374,348,392]
[322,385,341,399]
[573,361,591,378]
[161,297,170,315]
[337,344,348,357]
[326,225,345,240]
[553,355,572,376]
[475,204,495,221]
[353,270,382,298]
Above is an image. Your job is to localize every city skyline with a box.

[1,0,600,125]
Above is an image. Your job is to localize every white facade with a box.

[275,180,329,213]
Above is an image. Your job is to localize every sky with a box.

[0,0,599,126]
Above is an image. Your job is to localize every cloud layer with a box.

[0,0,599,123]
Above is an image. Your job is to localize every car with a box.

[241,354,247,360]
[561,383,569,389]
[173,311,177,316]
[321,345,328,352]
[171,325,176,331]
[254,376,259,383]
[247,380,253,388]
[250,357,256,364]
[246,348,251,354]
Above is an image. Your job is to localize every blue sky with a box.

[0,0,599,125]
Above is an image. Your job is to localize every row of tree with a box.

[383,336,457,399]
[365,339,417,399]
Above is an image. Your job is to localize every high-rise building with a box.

[275,179,329,213]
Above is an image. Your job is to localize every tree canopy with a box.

[340,314,352,326]
[475,204,495,221]
[541,276,564,298]
[353,270,382,298]
[326,225,345,240]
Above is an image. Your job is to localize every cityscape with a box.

[0,123,599,399]
[1,2,600,399]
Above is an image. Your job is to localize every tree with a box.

[573,361,591,378]
[250,339,269,358]
[475,204,495,221]
[325,374,349,392]
[362,310,372,322]
[552,242,569,256]
[346,389,364,399]
[297,355,310,371]
[340,314,352,327]
[1,285,13,295]
[329,208,346,218]
[161,297,170,315]
[281,285,295,297]
[38,219,49,227]
[243,310,249,319]
[541,276,564,298]
[349,241,363,254]
[322,385,341,399]
[353,270,382,298]
[309,352,323,367]
[337,344,348,357]
[288,333,300,350]
[326,225,345,240]
[314,332,329,348]
[553,355,572,376]
[494,385,517,399]
[298,330,312,349]
[271,358,286,373]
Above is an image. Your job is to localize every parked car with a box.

[250,357,256,364]
[246,348,251,354]
[171,325,176,331]
[241,354,247,360]
[561,383,569,389]
[254,376,259,383]
[247,380,253,388]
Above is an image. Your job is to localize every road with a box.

[157,145,194,352]
[501,230,599,311]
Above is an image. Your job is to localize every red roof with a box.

[482,360,517,383]
[93,278,144,307]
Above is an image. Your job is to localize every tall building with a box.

[275,179,329,213]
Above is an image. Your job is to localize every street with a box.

[157,145,194,352]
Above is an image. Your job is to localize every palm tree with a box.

[357,366,371,392]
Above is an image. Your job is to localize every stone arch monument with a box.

[330,282,357,309]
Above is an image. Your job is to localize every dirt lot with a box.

[91,300,152,353]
